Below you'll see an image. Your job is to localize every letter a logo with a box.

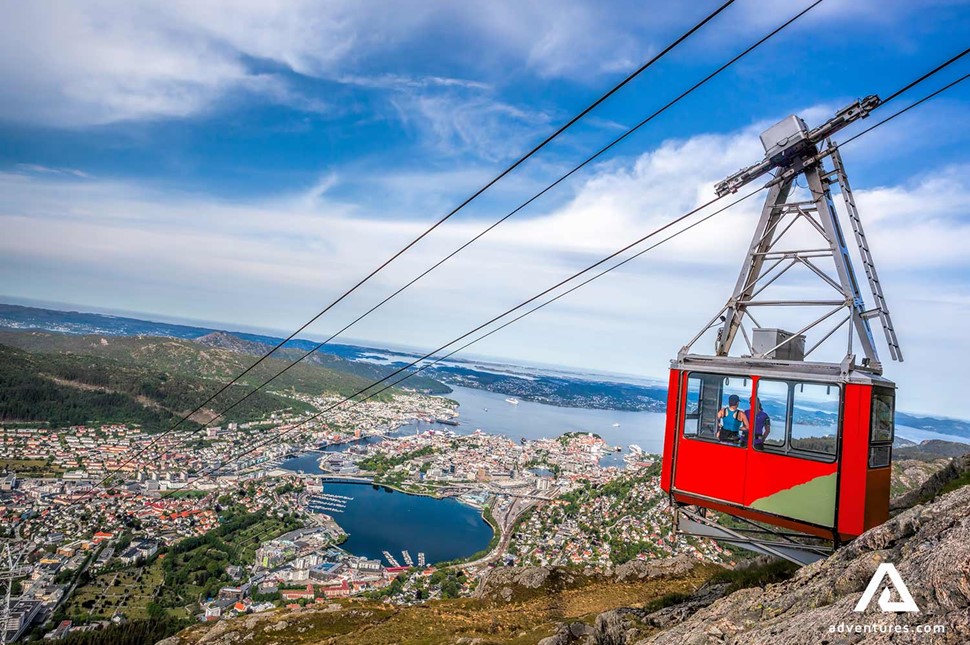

[853,563,919,613]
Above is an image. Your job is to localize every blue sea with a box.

[309,482,491,565]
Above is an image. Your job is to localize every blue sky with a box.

[1,0,969,416]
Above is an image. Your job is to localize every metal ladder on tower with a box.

[826,140,904,362]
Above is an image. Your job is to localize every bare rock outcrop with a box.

[594,580,732,645]
[538,622,597,645]
[891,458,951,501]
[631,483,970,644]
[613,555,698,583]
[475,556,706,606]
[474,566,561,602]
[891,453,970,512]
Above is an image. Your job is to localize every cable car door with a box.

[742,377,840,531]
[673,372,751,506]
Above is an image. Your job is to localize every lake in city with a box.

[311,482,491,564]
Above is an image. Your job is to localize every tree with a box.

[440,575,462,599]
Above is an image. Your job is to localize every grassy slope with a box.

[175,564,721,645]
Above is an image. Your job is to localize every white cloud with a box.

[389,92,553,161]
[0,3,252,125]
[0,0,597,126]
[852,165,970,269]
[16,164,91,178]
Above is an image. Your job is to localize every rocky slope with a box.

[593,480,970,644]
[195,331,276,357]
[893,439,970,461]
[891,453,970,512]
[890,458,951,499]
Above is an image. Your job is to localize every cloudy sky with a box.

[1,0,969,416]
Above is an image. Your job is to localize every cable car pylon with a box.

[0,540,32,645]
[660,96,903,565]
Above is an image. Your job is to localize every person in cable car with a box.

[716,394,749,444]
[745,397,771,450]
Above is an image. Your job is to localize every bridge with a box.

[301,473,557,501]
[303,474,375,485]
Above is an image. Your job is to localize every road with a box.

[449,488,558,573]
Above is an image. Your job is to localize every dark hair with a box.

[728,394,740,406]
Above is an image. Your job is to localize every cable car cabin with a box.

[657,103,903,562]
[660,355,895,544]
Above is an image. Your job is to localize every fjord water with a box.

[433,385,668,451]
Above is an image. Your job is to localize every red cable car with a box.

[660,98,903,564]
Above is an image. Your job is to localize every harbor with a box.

[274,385,669,565]
[379,549,426,568]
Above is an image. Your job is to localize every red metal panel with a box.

[864,467,891,531]
[837,383,871,537]
[673,433,748,505]
[660,369,681,493]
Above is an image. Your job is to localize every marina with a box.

[307,492,353,514]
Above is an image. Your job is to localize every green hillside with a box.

[0,330,443,399]
[0,329,434,432]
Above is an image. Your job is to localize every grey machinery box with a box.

[760,115,810,161]
[752,328,806,361]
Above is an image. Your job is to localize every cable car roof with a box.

[671,353,896,387]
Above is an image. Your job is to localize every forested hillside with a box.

[0,344,311,431]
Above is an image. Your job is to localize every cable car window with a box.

[752,380,788,450]
[790,383,839,456]
[869,388,894,469]
[683,377,701,436]
[871,390,895,444]
[869,445,891,468]
[683,372,750,448]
